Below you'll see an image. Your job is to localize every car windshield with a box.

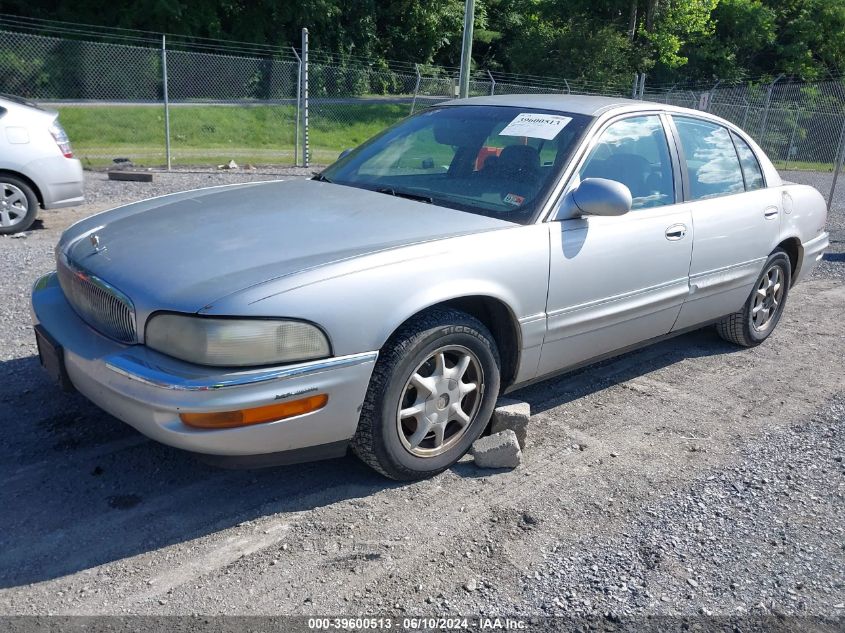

[320,105,592,224]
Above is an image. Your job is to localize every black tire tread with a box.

[715,310,750,346]
[351,307,499,480]
[715,248,791,348]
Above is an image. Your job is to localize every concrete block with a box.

[471,429,521,469]
[491,398,530,448]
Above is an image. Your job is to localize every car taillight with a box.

[49,119,73,158]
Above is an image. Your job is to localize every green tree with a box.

[762,0,845,79]
[681,0,777,82]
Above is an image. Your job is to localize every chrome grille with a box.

[57,256,137,344]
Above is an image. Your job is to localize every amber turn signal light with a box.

[180,394,328,429]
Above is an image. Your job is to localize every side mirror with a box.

[554,178,632,221]
[338,148,354,160]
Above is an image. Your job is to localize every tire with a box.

[0,176,39,235]
[351,307,501,480]
[716,248,792,347]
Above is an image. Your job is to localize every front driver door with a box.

[538,113,693,376]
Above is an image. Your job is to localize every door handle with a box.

[764,206,779,219]
[665,224,687,241]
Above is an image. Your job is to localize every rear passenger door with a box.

[669,116,782,330]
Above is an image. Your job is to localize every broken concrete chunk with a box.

[471,429,521,469]
[491,398,530,448]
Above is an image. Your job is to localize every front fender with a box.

[203,224,551,357]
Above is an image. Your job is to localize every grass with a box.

[771,159,836,172]
[55,103,412,167]
[59,104,838,173]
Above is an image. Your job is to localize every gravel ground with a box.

[0,168,843,627]
[525,396,845,618]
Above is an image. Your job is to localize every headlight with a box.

[145,314,331,367]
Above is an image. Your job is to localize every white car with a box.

[0,93,84,234]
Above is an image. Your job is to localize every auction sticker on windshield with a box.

[500,113,572,140]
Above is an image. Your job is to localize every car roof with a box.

[440,93,645,116]
[442,93,783,194]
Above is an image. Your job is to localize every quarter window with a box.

[731,131,765,190]
[673,117,744,200]
[578,115,674,210]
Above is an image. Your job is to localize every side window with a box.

[731,131,765,191]
[673,117,744,200]
[578,115,674,210]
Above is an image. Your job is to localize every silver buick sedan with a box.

[31,95,829,480]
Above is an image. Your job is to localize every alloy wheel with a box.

[396,345,483,458]
[751,264,784,332]
[0,183,30,229]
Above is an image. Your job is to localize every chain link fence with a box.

[2,19,845,203]
[645,78,845,172]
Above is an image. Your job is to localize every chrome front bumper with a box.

[31,272,377,457]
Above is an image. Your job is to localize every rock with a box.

[567,430,592,450]
[471,429,521,469]
[687,578,699,588]
[463,579,477,592]
[490,398,530,448]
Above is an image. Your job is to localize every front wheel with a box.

[716,248,792,347]
[351,308,501,480]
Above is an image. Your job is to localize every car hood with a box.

[62,179,512,313]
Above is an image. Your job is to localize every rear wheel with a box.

[352,308,501,480]
[0,176,38,235]
[716,249,791,347]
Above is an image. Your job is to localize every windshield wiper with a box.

[375,187,433,204]
[312,172,333,183]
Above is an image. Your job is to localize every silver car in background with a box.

[31,95,829,480]
[0,94,84,234]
